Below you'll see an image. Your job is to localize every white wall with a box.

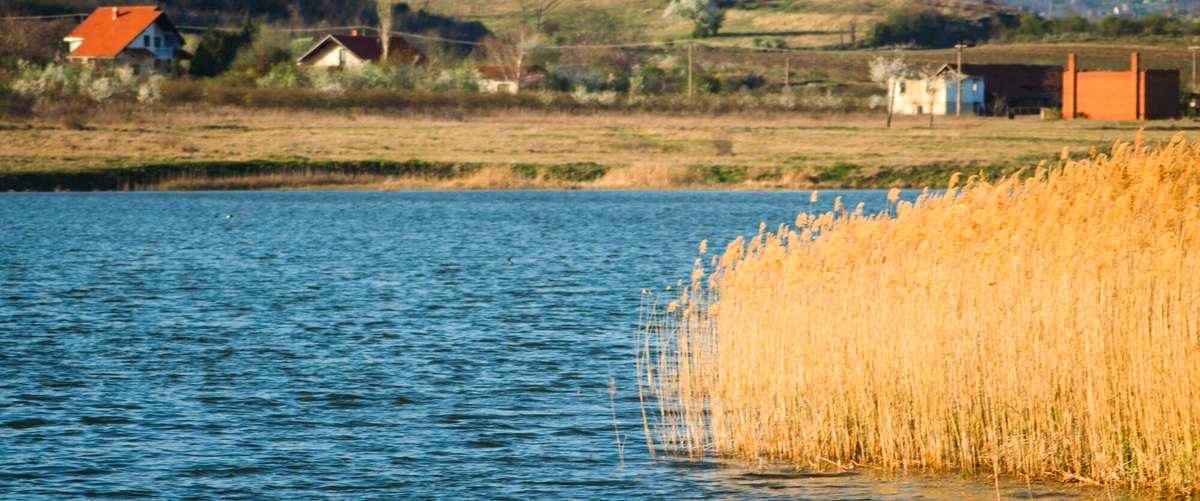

[303,41,366,69]
[889,76,985,115]
[890,77,941,115]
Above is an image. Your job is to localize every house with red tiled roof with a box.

[296,30,423,68]
[63,6,185,68]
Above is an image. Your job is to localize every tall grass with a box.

[639,136,1200,494]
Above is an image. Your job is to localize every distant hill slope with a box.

[1,0,379,24]
[998,0,1200,18]
[425,0,1014,47]
[16,0,1187,50]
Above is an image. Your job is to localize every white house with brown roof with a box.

[63,6,185,68]
[296,31,423,68]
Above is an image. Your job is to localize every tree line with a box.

[868,7,1200,48]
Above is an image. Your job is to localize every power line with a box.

[4,12,853,55]
[177,24,372,33]
[0,13,88,20]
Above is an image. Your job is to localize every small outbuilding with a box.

[476,65,545,94]
[296,30,423,68]
[63,6,187,70]
[888,66,985,115]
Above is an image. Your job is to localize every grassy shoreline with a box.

[0,158,1036,192]
[1,107,1190,192]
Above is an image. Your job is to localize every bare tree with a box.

[377,0,396,62]
[921,70,940,128]
[869,55,909,129]
[483,27,542,88]
[519,0,563,33]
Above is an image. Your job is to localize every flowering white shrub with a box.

[869,56,910,84]
[571,86,618,105]
[260,63,424,93]
[138,75,165,103]
[87,77,117,102]
[9,61,156,103]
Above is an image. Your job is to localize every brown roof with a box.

[66,6,178,59]
[298,34,423,64]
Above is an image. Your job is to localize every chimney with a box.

[111,7,119,20]
[351,29,358,37]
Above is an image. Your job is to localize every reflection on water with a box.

[1,191,1086,498]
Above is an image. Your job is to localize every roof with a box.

[66,6,178,59]
[932,63,1063,77]
[297,34,423,64]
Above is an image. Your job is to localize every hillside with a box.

[424,0,1014,48]
[2,0,1010,47]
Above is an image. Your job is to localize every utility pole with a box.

[955,43,966,117]
[687,42,694,99]
[1190,46,1200,93]
[784,57,790,90]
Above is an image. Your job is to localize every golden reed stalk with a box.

[638,136,1200,494]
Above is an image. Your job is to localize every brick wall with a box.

[1063,52,1180,120]
[1075,71,1138,120]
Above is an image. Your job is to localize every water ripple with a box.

[0,191,1078,499]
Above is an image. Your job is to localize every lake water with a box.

[0,191,1080,499]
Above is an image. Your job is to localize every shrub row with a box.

[0,160,482,192]
[160,80,873,115]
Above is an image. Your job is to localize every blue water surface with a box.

[0,191,1076,499]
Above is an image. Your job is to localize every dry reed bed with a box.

[640,136,1200,494]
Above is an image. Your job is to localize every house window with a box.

[972,82,978,92]
[154,37,162,48]
[143,35,150,46]
[899,82,906,94]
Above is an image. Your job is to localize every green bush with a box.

[693,164,747,184]
[631,66,680,94]
[869,8,1004,48]
[190,23,257,77]
[256,62,309,89]
[545,163,606,182]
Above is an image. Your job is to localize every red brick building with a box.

[1062,52,1180,120]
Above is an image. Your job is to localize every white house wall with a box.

[306,43,366,68]
[890,77,985,115]
[890,78,942,115]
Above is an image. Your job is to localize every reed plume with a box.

[639,135,1200,494]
